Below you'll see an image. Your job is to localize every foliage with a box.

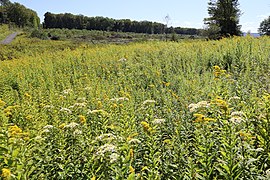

[29,28,198,44]
[258,16,270,36]
[0,34,81,61]
[0,36,270,179]
[0,1,39,28]
[43,12,201,36]
[0,24,11,40]
[204,0,242,39]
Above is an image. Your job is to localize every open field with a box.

[0,36,270,179]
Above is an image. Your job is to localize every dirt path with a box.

[1,32,18,45]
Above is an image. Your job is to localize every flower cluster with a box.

[230,111,245,124]
[188,101,210,112]
[0,99,6,108]
[9,125,29,140]
[142,100,156,105]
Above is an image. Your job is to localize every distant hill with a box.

[243,32,260,37]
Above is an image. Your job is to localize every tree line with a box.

[0,0,40,28]
[44,12,201,35]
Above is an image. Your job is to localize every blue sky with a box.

[10,0,270,33]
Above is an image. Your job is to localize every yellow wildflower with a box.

[59,123,66,129]
[129,148,134,159]
[25,115,33,121]
[9,125,22,135]
[97,101,103,109]
[204,118,216,122]
[141,121,152,132]
[79,115,86,124]
[111,103,118,109]
[1,168,11,178]
[24,93,32,99]
[129,166,135,173]
[213,65,221,71]
[163,81,170,87]
[0,99,6,108]
[193,113,205,122]
[214,98,229,111]
[91,176,96,180]
[141,166,148,171]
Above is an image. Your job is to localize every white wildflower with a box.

[73,129,82,135]
[77,97,86,103]
[43,125,54,129]
[188,103,199,112]
[229,117,243,124]
[96,144,117,156]
[63,89,72,95]
[84,87,92,91]
[87,109,107,115]
[42,129,51,133]
[44,105,54,109]
[70,102,87,108]
[143,100,156,105]
[231,111,244,117]
[60,107,72,114]
[34,136,44,141]
[64,122,79,129]
[188,101,210,112]
[128,138,141,144]
[96,133,116,141]
[229,96,241,101]
[118,58,127,62]
[110,97,129,102]
[109,153,119,163]
[152,118,166,125]
[197,101,210,108]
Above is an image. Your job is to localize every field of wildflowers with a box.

[0,35,270,179]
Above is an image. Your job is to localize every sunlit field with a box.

[0,36,270,179]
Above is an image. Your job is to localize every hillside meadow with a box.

[0,36,270,179]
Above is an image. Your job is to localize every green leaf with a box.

[127,172,135,180]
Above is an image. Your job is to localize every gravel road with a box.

[1,32,18,45]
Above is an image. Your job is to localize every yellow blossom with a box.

[24,93,32,99]
[129,166,135,173]
[97,101,103,109]
[141,121,152,132]
[163,81,170,87]
[111,103,118,109]
[78,115,86,124]
[1,168,11,178]
[213,65,221,71]
[25,115,33,121]
[129,148,134,159]
[0,99,6,108]
[141,166,148,171]
[9,125,22,135]
[91,176,96,180]
[59,123,66,129]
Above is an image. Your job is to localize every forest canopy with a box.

[44,12,202,35]
[0,0,40,28]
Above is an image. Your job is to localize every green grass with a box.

[0,36,270,179]
[0,25,12,41]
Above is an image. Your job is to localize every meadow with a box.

[0,35,270,179]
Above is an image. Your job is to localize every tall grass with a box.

[0,36,270,179]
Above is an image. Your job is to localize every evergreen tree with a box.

[258,16,270,36]
[204,0,242,38]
